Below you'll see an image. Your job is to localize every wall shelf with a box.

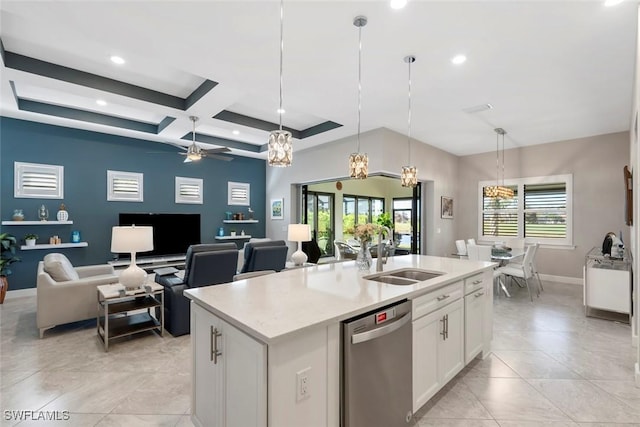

[20,242,88,250]
[223,220,259,224]
[215,235,252,240]
[2,220,74,225]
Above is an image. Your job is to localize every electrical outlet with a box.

[296,367,311,401]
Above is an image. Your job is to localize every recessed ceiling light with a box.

[110,55,125,65]
[390,0,408,9]
[451,54,467,65]
[604,0,624,6]
[96,99,107,106]
[277,108,286,114]
[232,130,240,135]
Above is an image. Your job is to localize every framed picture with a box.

[441,196,453,219]
[270,198,284,220]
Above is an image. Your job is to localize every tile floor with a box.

[1,280,638,426]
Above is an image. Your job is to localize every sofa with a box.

[37,253,119,338]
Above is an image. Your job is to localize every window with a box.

[107,170,143,202]
[479,174,572,246]
[228,182,250,206]
[14,162,64,199]
[175,177,203,204]
[342,195,384,239]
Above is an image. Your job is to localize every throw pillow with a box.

[43,253,80,282]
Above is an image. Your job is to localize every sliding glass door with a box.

[303,190,335,257]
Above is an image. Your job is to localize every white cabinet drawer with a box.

[413,281,463,320]
[464,273,485,295]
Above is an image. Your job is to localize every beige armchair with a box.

[37,253,119,338]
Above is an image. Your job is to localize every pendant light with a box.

[400,55,417,188]
[348,15,368,180]
[484,128,514,199]
[268,0,292,167]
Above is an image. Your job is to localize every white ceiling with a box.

[0,0,637,158]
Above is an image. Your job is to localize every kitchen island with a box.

[184,255,496,427]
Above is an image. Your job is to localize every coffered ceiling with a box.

[0,1,637,160]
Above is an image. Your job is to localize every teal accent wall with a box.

[0,117,266,290]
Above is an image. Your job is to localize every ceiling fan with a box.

[177,116,233,162]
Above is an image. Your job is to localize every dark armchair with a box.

[155,243,238,336]
[240,240,288,274]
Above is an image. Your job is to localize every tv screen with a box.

[118,213,201,258]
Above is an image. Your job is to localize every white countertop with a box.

[184,255,495,344]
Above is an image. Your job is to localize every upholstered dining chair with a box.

[334,241,358,261]
[455,240,467,256]
[507,242,543,292]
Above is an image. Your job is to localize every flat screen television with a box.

[118,213,201,258]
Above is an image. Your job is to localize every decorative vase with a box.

[0,276,7,304]
[12,209,24,221]
[356,241,373,271]
[56,204,69,221]
[38,205,48,221]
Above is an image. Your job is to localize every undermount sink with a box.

[364,268,445,286]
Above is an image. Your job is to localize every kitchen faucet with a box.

[376,226,394,272]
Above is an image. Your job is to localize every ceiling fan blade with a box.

[159,141,188,152]
[202,147,231,155]
[204,154,233,162]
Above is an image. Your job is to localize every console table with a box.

[584,246,632,323]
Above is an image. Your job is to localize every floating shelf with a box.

[222,220,259,224]
[215,235,252,240]
[2,220,74,225]
[20,242,88,250]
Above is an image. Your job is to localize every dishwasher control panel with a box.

[375,307,396,324]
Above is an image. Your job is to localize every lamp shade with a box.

[287,224,311,242]
[111,226,153,253]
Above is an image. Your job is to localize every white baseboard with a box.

[4,288,37,300]
[538,273,583,285]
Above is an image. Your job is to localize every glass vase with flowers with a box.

[353,223,379,271]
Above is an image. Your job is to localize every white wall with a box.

[266,128,459,257]
[457,132,630,280]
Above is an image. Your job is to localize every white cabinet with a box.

[412,282,465,412]
[191,303,267,427]
[464,272,488,364]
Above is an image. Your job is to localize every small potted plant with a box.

[24,233,38,247]
[230,229,237,237]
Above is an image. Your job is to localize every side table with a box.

[97,282,164,351]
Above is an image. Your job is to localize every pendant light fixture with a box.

[401,55,417,188]
[348,15,368,180]
[484,128,514,199]
[268,0,292,167]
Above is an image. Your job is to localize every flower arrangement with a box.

[353,223,379,244]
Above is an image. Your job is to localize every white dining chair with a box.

[497,243,539,301]
[467,238,476,246]
[467,244,505,296]
[507,242,543,292]
[506,237,525,249]
[455,239,467,256]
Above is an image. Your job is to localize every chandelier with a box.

[348,15,368,179]
[484,128,513,199]
[400,55,417,188]
[268,0,292,167]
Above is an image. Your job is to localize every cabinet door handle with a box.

[440,317,446,340]
[211,326,222,364]
[474,291,485,298]
[472,279,482,285]
[445,314,449,339]
[437,294,450,302]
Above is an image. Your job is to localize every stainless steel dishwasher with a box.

[342,299,413,427]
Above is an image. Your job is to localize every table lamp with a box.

[287,224,311,266]
[111,225,153,289]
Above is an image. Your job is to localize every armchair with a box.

[239,240,288,274]
[37,253,119,338]
[155,243,238,336]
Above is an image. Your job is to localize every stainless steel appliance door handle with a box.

[211,326,222,364]
[351,312,411,344]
